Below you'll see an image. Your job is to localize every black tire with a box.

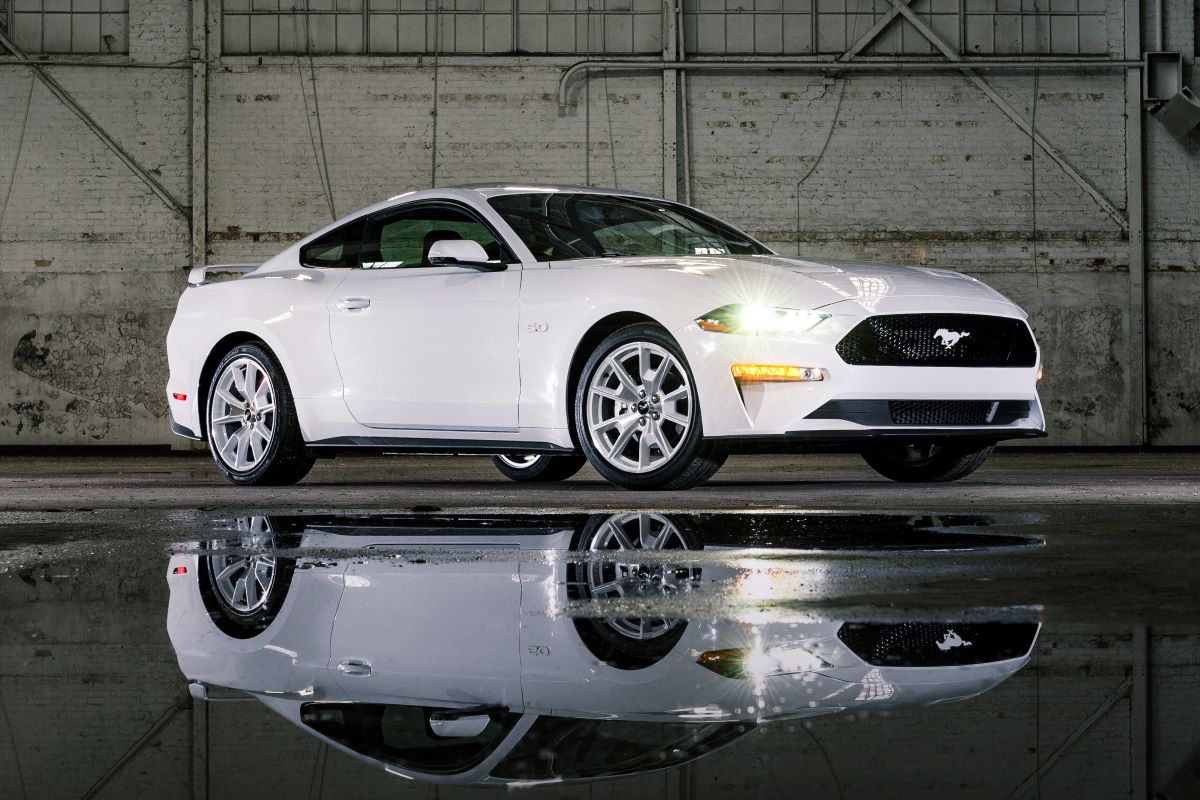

[197,516,297,639]
[573,323,726,491]
[567,512,702,669]
[490,454,587,483]
[206,342,315,486]
[861,442,995,482]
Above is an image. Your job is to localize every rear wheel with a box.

[197,516,297,638]
[206,343,315,486]
[490,453,587,483]
[574,324,725,491]
[861,442,995,482]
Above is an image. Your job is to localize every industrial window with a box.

[682,0,1109,56]
[962,0,1108,56]
[221,0,663,55]
[7,0,128,54]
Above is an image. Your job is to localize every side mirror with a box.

[427,239,506,271]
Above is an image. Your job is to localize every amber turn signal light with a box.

[731,364,824,383]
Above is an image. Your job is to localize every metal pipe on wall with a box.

[558,58,1143,106]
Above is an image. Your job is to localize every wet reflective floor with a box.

[2,498,1199,798]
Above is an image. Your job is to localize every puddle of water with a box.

[0,511,1195,798]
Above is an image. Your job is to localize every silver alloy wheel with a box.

[210,356,276,472]
[586,342,692,474]
[584,512,699,641]
[497,454,542,469]
[208,516,276,615]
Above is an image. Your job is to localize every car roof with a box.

[437,183,666,201]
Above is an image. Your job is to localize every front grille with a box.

[836,314,1037,367]
[837,622,1040,667]
[889,400,996,425]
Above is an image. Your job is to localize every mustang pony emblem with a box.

[936,630,973,651]
[934,328,970,349]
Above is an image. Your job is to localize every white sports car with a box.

[166,185,1045,489]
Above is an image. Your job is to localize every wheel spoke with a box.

[652,419,676,458]
[661,408,688,427]
[637,426,653,468]
[590,416,623,434]
[606,357,641,397]
[607,419,638,459]
[589,385,627,402]
[662,385,689,403]
[235,428,251,469]
[216,388,245,410]
[211,413,242,426]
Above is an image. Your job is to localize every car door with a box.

[327,539,525,709]
[327,201,522,430]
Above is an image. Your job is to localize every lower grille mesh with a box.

[837,622,1041,667]
[889,400,997,426]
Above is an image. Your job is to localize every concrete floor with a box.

[0,449,1197,512]
[2,450,1198,624]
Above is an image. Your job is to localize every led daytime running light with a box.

[731,364,824,383]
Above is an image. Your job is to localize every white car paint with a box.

[165,184,1044,458]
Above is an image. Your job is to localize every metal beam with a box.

[1132,625,1149,800]
[837,0,917,62]
[192,0,209,267]
[1006,676,1133,799]
[80,695,192,800]
[1124,0,1149,445]
[884,0,1130,232]
[0,29,191,222]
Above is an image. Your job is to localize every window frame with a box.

[355,200,519,272]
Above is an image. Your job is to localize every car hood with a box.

[556,254,1017,312]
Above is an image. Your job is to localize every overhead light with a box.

[731,364,824,383]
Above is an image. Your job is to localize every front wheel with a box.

[861,442,995,482]
[574,323,725,491]
[490,453,587,483]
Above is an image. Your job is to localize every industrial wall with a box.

[0,0,1197,446]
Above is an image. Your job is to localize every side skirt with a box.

[307,436,578,456]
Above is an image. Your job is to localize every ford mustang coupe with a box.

[165,184,1044,490]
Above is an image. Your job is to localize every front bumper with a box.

[674,305,1045,441]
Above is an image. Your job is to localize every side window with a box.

[361,205,507,269]
[300,218,365,269]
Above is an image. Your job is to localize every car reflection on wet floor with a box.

[168,512,1042,786]
[3,509,1195,799]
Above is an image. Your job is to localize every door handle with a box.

[336,297,371,311]
[337,659,373,677]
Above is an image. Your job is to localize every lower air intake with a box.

[889,400,997,426]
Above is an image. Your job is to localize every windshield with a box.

[488,193,772,262]
[489,717,751,781]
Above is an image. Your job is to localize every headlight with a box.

[696,304,831,335]
[697,645,833,679]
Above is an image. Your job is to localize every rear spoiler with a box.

[187,263,258,286]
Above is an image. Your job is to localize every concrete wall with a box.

[0,1,1197,446]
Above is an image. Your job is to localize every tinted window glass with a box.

[362,205,506,269]
[301,703,519,774]
[299,218,365,268]
[488,193,771,262]
[490,717,749,781]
